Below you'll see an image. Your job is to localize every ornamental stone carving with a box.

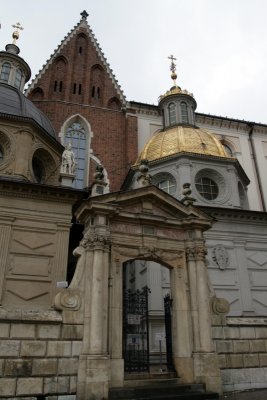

[211,296,230,315]
[54,289,81,311]
[80,232,111,251]
[212,244,229,270]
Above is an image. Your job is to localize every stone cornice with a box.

[0,306,62,322]
[0,177,85,204]
[199,205,267,224]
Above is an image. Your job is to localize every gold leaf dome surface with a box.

[136,126,228,164]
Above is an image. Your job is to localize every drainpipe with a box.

[248,123,266,211]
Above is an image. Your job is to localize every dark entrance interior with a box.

[123,261,174,374]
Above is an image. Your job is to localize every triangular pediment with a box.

[77,186,213,229]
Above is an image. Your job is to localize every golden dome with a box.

[136,126,228,164]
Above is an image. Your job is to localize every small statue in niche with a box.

[61,143,76,175]
[212,244,229,270]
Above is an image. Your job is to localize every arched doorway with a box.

[123,260,174,374]
[62,185,222,399]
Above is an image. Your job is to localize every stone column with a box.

[108,255,124,387]
[192,240,222,394]
[186,246,201,352]
[170,262,193,383]
[77,220,111,400]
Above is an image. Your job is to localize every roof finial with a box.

[168,54,177,86]
[12,22,23,45]
[80,10,89,20]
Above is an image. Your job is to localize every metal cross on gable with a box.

[12,22,23,45]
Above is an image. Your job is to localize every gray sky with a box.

[1,0,267,123]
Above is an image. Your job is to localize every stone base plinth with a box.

[173,356,194,383]
[60,173,75,187]
[110,358,124,387]
[77,355,110,400]
[193,352,222,394]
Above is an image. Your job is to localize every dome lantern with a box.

[0,22,31,91]
[159,56,197,128]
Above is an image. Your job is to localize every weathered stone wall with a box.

[0,314,82,398]
[212,315,267,392]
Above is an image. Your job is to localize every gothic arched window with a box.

[168,103,176,125]
[65,122,87,189]
[181,102,189,124]
[0,62,11,82]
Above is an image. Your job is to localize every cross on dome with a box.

[168,54,177,86]
[11,22,23,45]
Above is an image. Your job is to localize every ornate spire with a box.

[168,54,177,86]
[11,22,23,45]
[80,10,89,20]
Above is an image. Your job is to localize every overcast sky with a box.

[1,0,267,123]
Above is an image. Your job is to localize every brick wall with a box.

[26,25,138,193]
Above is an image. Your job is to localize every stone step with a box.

[124,377,182,388]
[109,383,219,400]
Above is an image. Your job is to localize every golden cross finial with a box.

[168,55,177,85]
[11,22,23,45]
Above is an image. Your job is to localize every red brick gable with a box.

[25,16,137,192]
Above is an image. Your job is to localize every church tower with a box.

[26,11,138,191]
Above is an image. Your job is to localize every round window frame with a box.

[194,168,227,204]
[195,176,219,200]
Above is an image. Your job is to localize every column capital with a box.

[195,245,207,261]
[81,233,111,251]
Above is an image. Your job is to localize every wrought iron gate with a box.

[123,287,150,373]
[164,293,174,371]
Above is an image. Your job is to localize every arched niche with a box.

[107,96,122,110]
[59,114,92,189]
[31,147,58,185]
[28,87,44,101]
[90,64,105,104]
